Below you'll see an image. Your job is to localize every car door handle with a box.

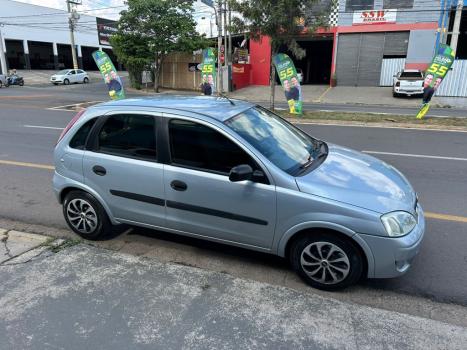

[170,180,187,191]
[92,165,107,176]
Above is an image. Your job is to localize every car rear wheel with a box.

[289,232,364,290]
[0,81,2,88]
[63,78,70,85]
[63,190,113,240]
[83,77,89,84]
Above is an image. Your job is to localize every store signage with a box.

[352,9,397,25]
[96,17,118,46]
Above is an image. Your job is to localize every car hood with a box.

[295,144,416,214]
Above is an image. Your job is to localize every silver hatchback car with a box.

[53,96,425,290]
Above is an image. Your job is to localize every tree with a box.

[111,0,209,91]
[229,0,328,109]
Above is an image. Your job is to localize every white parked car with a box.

[392,69,424,97]
[50,69,89,85]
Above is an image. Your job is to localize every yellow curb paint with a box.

[0,160,54,170]
[313,86,333,103]
[424,212,467,224]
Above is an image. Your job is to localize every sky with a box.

[13,0,215,21]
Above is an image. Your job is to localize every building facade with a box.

[0,0,119,74]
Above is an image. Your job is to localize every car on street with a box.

[393,69,425,97]
[50,69,89,85]
[53,96,425,290]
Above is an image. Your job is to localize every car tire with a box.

[63,190,113,240]
[393,91,398,97]
[83,77,89,84]
[63,79,70,85]
[289,232,364,290]
[0,81,2,88]
[19,81,24,86]
[53,83,58,85]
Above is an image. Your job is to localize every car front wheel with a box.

[63,78,70,85]
[63,191,113,240]
[289,232,364,290]
[83,77,89,84]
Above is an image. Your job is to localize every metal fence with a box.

[435,60,467,97]
[379,58,406,86]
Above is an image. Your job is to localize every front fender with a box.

[276,221,375,278]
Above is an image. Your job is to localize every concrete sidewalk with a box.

[1,230,467,349]
[228,85,467,109]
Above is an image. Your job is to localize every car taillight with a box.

[57,109,86,144]
[395,82,400,87]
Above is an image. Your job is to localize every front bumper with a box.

[357,204,425,278]
[50,77,63,83]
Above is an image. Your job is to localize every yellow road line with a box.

[1,159,467,224]
[424,212,467,224]
[0,160,54,170]
[313,86,333,103]
[0,95,53,100]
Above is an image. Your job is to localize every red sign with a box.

[353,9,397,25]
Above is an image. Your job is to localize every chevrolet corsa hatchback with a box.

[53,96,425,290]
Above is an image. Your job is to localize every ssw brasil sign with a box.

[353,9,397,25]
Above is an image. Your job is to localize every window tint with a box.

[400,71,423,78]
[345,0,374,11]
[98,115,156,161]
[70,118,97,150]
[77,70,85,74]
[383,0,413,9]
[70,70,76,75]
[169,119,260,175]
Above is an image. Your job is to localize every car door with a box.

[83,112,166,227]
[77,69,85,82]
[163,116,277,250]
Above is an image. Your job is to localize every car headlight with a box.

[381,211,417,237]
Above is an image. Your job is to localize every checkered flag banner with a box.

[328,0,339,27]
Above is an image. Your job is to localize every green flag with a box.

[200,48,217,94]
[273,53,302,115]
[416,44,455,119]
[92,50,125,100]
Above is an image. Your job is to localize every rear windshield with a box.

[400,72,423,78]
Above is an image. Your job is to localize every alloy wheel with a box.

[66,198,98,234]
[300,241,351,285]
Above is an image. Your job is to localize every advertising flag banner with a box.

[200,48,217,95]
[416,44,455,119]
[92,50,125,100]
[273,53,302,115]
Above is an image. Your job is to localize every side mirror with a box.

[229,164,253,182]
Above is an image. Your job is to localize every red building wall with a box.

[249,36,271,86]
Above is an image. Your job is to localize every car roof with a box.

[93,95,255,122]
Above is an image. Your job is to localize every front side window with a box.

[225,107,324,176]
[169,119,260,175]
[69,118,96,150]
[97,114,156,161]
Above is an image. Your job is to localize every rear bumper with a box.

[394,87,424,95]
[357,205,425,278]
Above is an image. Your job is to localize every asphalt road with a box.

[1,83,467,306]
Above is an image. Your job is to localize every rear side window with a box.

[69,118,96,150]
[400,72,423,78]
[97,114,156,161]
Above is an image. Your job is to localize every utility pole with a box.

[0,24,7,75]
[450,0,463,56]
[216,0,223,95]
[66,0,80,70]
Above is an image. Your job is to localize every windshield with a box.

[400,71,423,78]
[225,106,324,175]
[57,69,70,75]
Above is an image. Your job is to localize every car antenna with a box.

[218,93,235,106]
